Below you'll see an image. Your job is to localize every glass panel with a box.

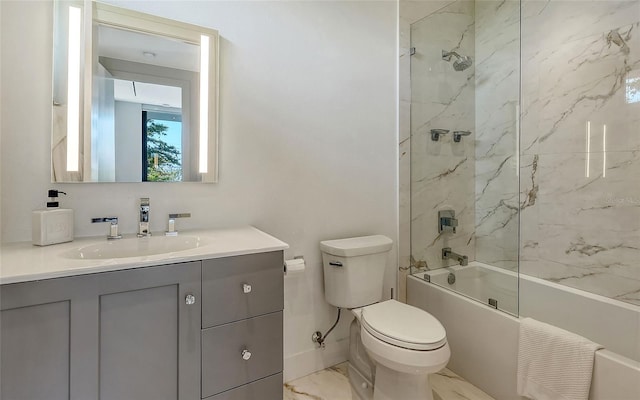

[518,0,640,363]
[409,0,521,316]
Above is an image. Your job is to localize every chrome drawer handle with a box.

[243,283,252,294]
[329,261,343,267]
[185,294,196,305]
[242,349,252,360]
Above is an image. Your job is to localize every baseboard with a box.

[284,337,349,382]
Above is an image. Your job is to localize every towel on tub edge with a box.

[517,317,603,400]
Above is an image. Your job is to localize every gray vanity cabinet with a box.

[0,261,201,400]
[201,251,284,399]
[1,250,285,400]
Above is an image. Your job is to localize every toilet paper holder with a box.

[284,256,305,274]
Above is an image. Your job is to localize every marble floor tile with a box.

[283,362,494,400]
[284,363,351,400]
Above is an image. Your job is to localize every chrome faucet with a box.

[165,213,191,236]
[92,217,122,240]
[442,247,468,266]
[137,198,151,237]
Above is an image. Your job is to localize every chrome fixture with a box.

[442,247,468,266]
[453,130,472,142]
[442,50,473,71]
[165,213,191,236]
[91,217,122,240]
[438,210,458,234]
[312,308,341,349]
[488,298,498,309]
[137,197,151,237]
[431,129,450,141]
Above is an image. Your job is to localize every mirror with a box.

[51,1,218,182]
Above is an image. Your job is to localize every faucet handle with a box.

[438,210,458,234]
[431,129,450,142]
[453,130,472,142]
[166,213,191,236]
[91,217,122,239]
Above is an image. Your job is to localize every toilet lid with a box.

[361,300,447,351]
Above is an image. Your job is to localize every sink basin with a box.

[63,235,204,260]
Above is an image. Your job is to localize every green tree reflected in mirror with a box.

[145,117,182,182]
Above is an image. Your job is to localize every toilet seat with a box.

[361,300,447,351]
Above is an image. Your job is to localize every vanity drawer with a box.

[201,311,283,398]
[202,251,283,328]
[203,373,282,400]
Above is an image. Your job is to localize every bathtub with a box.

[407,262,640,400]
[421,262,518,315]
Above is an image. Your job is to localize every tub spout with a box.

[442,247,468,266]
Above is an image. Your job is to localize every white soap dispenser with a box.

[32,190,74,246]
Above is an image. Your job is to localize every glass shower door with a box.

[409,0,521,316]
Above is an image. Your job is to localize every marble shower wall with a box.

[410,0,476,271]
[399,1,458,301]
[403,0,639,306]
[520,0,640,305]
[473,1,520,271]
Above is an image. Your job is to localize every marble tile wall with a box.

[473,0,520,271]
[398,0,458,301]
[409,0,477,272]
[519,0,640,305]
[401,0,640,306]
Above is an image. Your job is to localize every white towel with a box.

[517,318,603,400]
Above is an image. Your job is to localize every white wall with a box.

[114,101,142,182]
[0,0,398,381]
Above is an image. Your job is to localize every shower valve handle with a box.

[453,131,472,142]
[431,129,450,142]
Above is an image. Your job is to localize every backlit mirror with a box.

[51,1,218,182]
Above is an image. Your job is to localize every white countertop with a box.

[0,227,289,284]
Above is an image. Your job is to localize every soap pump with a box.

[32,189,74,246]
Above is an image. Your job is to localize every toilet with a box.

[320,235,450,400]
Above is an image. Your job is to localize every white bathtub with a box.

[422,262,518,315]
[407,262,640,400]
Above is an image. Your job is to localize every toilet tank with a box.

[320,235,393,309]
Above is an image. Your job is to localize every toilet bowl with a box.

[320,235,450,400]
[352,300,450,400]
[360,300,450,374]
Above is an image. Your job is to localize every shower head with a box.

[453,56,473,71]
[442,50,473,71]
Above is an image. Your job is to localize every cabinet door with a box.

[1,261,201,400]
[1,300,70,400]
[1,276,90,400]
[94,262,201,400]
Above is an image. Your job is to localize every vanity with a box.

[0,227,288,400]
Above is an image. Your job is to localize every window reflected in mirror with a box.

[143,109,183,182]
